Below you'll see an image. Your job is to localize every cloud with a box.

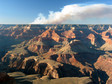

[31,4,112,24]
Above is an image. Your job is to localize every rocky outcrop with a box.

[61,30,76,38]
[40,29,66,42]
[2,47,29,67]
[94,54,112,84]
[15,57,63,79]
[40,29,61,42]
[101,29,112,51]
[27,37,50,54]
[87,33,95,45]
[34,59,63,78]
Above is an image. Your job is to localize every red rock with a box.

[87,33,95,45]
[61,30,76,38]
[40,29,61,42]
[101,30,112,44]
[94,55,112,84]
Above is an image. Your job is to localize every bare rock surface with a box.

[33,77,93,84]
[8,72,41,84]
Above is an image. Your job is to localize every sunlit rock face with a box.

[94,53,112,84]
[1,24,112,84]
[61,30,76,39]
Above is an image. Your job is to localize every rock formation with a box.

[1,24,112,84]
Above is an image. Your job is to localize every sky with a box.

[0,0,112,24]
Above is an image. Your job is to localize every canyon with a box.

[0,24,112,84]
